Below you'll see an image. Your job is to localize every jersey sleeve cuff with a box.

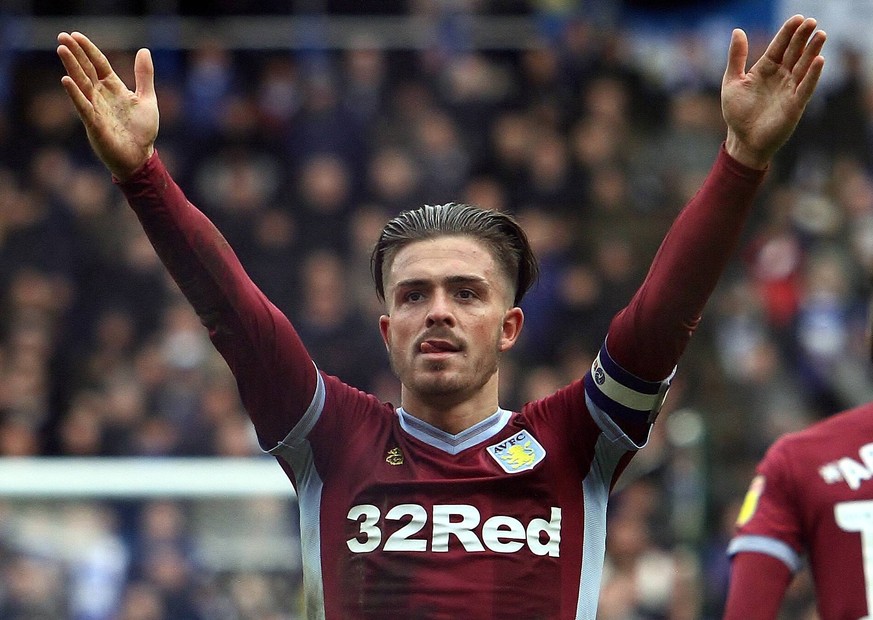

[112,149,164,188]
[718,142,769,185]
[727,534,802,573]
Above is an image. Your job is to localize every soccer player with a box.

[725,394,873,614]
[56,15,825,619]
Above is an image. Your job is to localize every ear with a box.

[379,314,391,350]
[498,307,524,352]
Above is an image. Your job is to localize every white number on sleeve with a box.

[835,499,873,619]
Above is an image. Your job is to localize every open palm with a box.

[57,31,159,180]
[721,15,826,169]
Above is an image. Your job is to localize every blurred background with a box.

[1,0,871,617]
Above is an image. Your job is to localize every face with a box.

[379,235,523,406]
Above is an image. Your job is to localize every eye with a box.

[405,291,424,303]
[456,289,477,300]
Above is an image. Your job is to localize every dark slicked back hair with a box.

[371,203,539,307]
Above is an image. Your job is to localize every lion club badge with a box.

[486,430,546,473]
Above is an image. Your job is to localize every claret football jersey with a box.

[266,346,662,619]
[728,403,873,620]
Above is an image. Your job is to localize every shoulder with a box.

[521,378,589,419]
[774,403,873,450]
[321,371,397,420]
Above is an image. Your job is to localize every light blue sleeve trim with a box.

[284,440,327,619]
[584,390,651,451]
[258,365,328,616]
[727,534,802,573]
[575,435,626,619]
[266,363,326,458]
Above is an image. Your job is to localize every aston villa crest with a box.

[486,430,546,473]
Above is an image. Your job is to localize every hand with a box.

[57,32,159,181]
[722,15,826,169]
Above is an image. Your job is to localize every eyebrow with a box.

[394,274,490,290]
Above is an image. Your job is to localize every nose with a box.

[425,291,456,327]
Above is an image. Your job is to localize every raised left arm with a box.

[605,15,826,381]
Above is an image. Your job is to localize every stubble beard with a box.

[390,347,500,398]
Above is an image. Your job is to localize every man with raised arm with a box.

[57,16,824,619]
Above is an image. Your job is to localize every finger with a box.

[71,31,115,81]
[723,28,749,82]
[56,42,96,98]
[56,31,75,48]
[59,74,94,123]
[761,14,805,66]
[57,32,93,85]
[792,30,827,84]
[781,17,818,72]
[66,32,99,84]
[795,54,826,105]
[133,48,156,101]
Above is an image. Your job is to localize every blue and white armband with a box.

[584,344,675,426]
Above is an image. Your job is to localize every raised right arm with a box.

[118,152,318,448]
[57,32,316,447]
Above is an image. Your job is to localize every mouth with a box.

[418,338,462,355]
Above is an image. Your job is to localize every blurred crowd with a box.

[2,4,873,618]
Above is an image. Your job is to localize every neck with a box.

[400,375,501,435]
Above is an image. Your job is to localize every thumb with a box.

[134,48,155,101]
[724,28,748,84]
